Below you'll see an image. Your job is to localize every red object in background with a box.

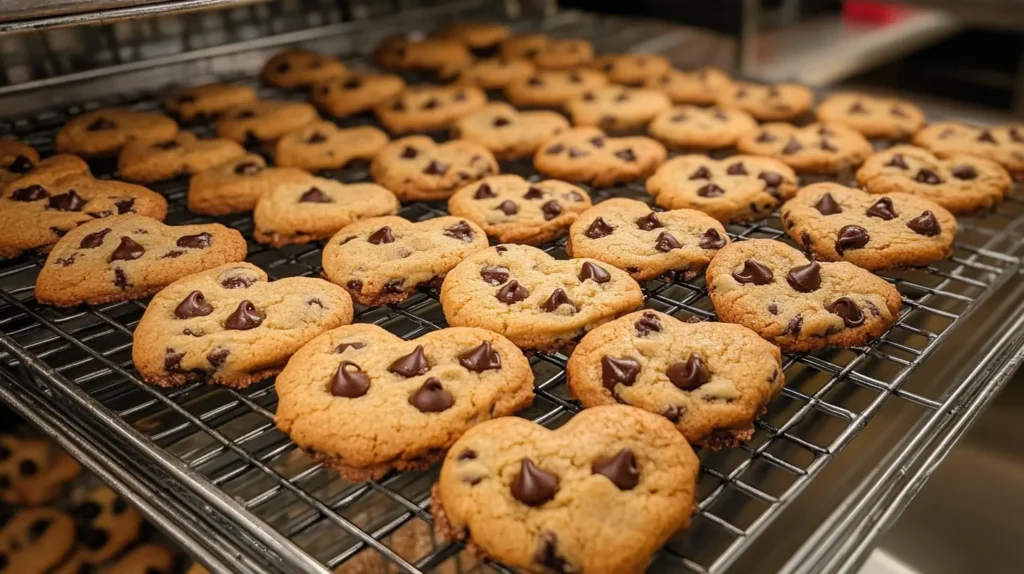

[844,2,913,24]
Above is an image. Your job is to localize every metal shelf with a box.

[1,8,1024,574]
[0,0,271,35]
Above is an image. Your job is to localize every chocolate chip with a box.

[759,171,783,192]
[222,274,256,289]
[635,212,662,231]
[732,259,773,285]
[697,183,725,197]
[602,356,639,390]
[614,148,636,162]
[541,200,562,220]
[114,268,129,289]
[689,166,711,180]
[655,231,681,252]
[782,139,803,155]
[532,531,571,573]
[444,221,475,241]
[8,155,34,173]
[885,154,909,169]
[756,131,777,143]
[511,459,558,506]
[663,405,685,422]
[346,279,362,292]
[952,165,977,180]
[825,297,865,327]
[480,265,509,285]
[177,232,212,249]
[409,377,453,412]
[10,185,48,202]
[423,160,448,175]
[342,78,363,89]
[568,147,588,158]
[814,192,843,215]
[977,130,997,144]
[18,460,37,477]
[234,161,262,175]
[864,197,897,220]
[110,237,145,262]
[207,348,229,369]
[586,136,605,149]
[726,162,747,175]
[835,225,869,253]
[331,361,370,398]
[86,117,116,131]
[907,211,940,236]
[164,350,184,373]
[564,191,584,203]
[787,315,804,336]
[71,501,101,521]
[848,102,867,114]
[474,183,496,199]
[48,190,87,212]
[459,341,501,372]
[79,228,111,249]
[453,91,467,102]
[891,105,908,118]
[667,353,709,391]
[545,144,565,155]
[540,288,575,313]
[421,98,441,110]
[584,217,614,239]
[391,100,407,112]
[786,261,821,293]
[523,187,545,200]
[527,76,543,86]
[496,200,518,215]
[700,228,726,249]
[592,448,640,490]
[768,302,779,315]
[670,113,688,123]
[400,146,417,159]
[914,168,942,185]
[368,226,395,245]
[458,449,477,461]
[496,280,529,304]
[174,290,213,319]
[581,91,596,102]
[114,198,135,214]
[388,345,430,377]
[162,249,186,259]
[224,301,264,330]
[383,278,404,294]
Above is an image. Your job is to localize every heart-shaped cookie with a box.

[370,135,499,201]
[36,214,247,307]
[533,127,666,187]
[566,198,729,281]
[117,132,245,183]
[780,182,957,270]
[432,405,698,574]
[646,154,798,223]
[568,311,783,447]
[504,68,609,109]
[441,244,643,350]
[132,262,353,388]
[260,49,348,89]
[0,507,76,574]
[274,121,389,172]
[452,102,569,160]
[706,239,902,352]
[275,324,533,480]
[736,122,872,174]
[216,100,319,144]
[374,85,488,134]
[323,215,488,306]
[56,108,179,157]
[187,154,304,216]
[70,485,143,563]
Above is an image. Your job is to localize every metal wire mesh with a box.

[2,26,1024,574]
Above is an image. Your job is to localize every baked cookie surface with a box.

[187,154,307,216]
[56,108,179,157]
[69,485,143,564]
[504,68,609,109]
[591,53,671,86]
[715,81,815,121]
[648,104,758,150]
[913,121,1024,175]
[737,122,873,174]
[564,86,671,131]
[449,57,535,89]
[0,138,40,188]
[0,435,81,505]
[816,93,925,139]
[533,127,666,187]
[118,131,245,183]
[374,35,472,73]
[261,49,348,89]
[0,508,76,574]
[451,102,568,160]
[216,100,319,144]
[311,72,406,118]
[374,85,487,134]
[165,82,258,122]
[370,136,498,201]
[274,121,389,171]
[644,66,733,105]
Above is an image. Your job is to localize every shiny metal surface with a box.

[0,0,267,34]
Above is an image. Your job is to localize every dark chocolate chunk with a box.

[635,212,662,231]
[368,226,395,245]
[814,192,843,215]
[511,459,558,506]
[584,217,614,239]
[48,190,87,212]
[523,186,545,199]
[756,131,777,143]
[541,200,562,220]
[409,377,453,412]
[222,274,256,289]
[423,160,449,175]
[177,232,212,248]
[866,197,897,220]
[496,200,518,215]
[114,268,129,289]
[347,279,362,292]
[726,162,747,175]
[592,448,640,490]
[667,353,709,391]
[473,183,496,199]
[614,148,636,162]
[914,168,942,185]
[459,341,501,372]
[533,531,571,573]
[7,155,33,173]
[333,341,366,354]
[115,198,135,214]
[589,136,605,148]
[884,154,908,169]
[825,297,865,327]
[207,348,229,369]
[224,301,265,330]
[697,183,725,197]
[400,146,418,159]
[300,187,333,203]
[443,221,475,241]
[601,356,640,390]
[79,228,111,249]
[578,262,610,283]
[331,361,370,398]
[496,280,529,304]
[388,345,430,377]
[540,288,575,313]
[480,265,510,285]
[700,228,726,249]
[786,261,821,293]
[655,231,681,252]
[977,130,997,144]
[907,211,940,236]
[689,166,711,180]
[545,144,565,155]
[492,117,511,127]
[732,259,773,285]
[782,139,803,155]
[109,236,145,262]
[835,225,869,253]
[174,290,213,319]
[952,164,977,180]
[10,185,48,202]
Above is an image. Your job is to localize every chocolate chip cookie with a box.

[499,34,550,60]
[815,93,925,139]
[374,35,472,74]
[913,122,1024,176]
[36,214,248,306]
[432,405,698,574]
[0,138,40,188]
[564,86,671,132]
[533,38,595,70]
[504,68,610,109]
[374,85,487,134]
[0,508,76,573]
[568,310,783,447]
[533,127,667,187]
[648,104,758,150]
[566,198,729,281]
[106,544,175,574]
[0,435,81,505]
[165,82,258,122]
[1,153,89,191]
[276,324,533,480]
[441,244,643,350]
[448,174,592,245]
[448,57,536,89]
[322,216,488,306]
[451,102,568,160]
[437,22,511,56]
[253,174,400,246]
[780,182,956,270]
[646,154,798,223]
[118,132,245,183]
[643,66,733,105]
[591,53,670,86]
[261,49,348,89]
[716,81,815,121]
[216,99,319,144]
[736,122,873,174]
[69,485,143,564]
[274,121,389,171]
[370,136,498,201]
[706,239,902,352]
[56,108,179,157]
[132,262,354,388]
[857,144,1012,214]
[186,155,292,215]
[311,72,406,118]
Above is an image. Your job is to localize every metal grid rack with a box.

[2,11,1024,574]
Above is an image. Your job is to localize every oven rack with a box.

[1,10,1024,574]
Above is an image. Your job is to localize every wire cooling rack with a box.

[2,30,1024,574]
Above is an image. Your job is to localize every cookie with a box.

[646,154,798,222]
[0,435,81,505]
[117,132,245,183]
[736,122,873,174]
[56,108,179,157]
[499,34,550,60]
[0,138,39,188]
[276,323,532,480]
[374,35,472,73]
[568,311,783,447]
[564,86,671,132]
[322,216,488,306]
[374,85,487,134]
[533,127,667,187]
[437,22,511,56]
[715,81,815,121]
[310,72,406,118]
[451,102,569,160]
[261,49,348,89]
[815,93,925,139]
[36,214,248,306]
[504,68,609,109]
[432,405,699,574]
[69,486,142,564]
[334,518,478,574]
[0,508,76,573]
[706,239,902,352]
[187,154,300,216]
[855,145,1012,213]
[370,136,498,201]
[532,38,595,70]
[0,153,89,189]
[780,183,956,270]
[643,66,733,105]
[132,262,354,388]
[253,174,400,246]
[274,121,389,171]
[448,174,591,245]
[591,53,670,86]
[648,104,758,150]
[566,198,729,281]
[165,82,258,122]
[913,122,1024,176]
[0,173,168,258]
[105,544,175,574]
[448,57,536,89]
[441,244,643,350]
[216,100,319,144]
